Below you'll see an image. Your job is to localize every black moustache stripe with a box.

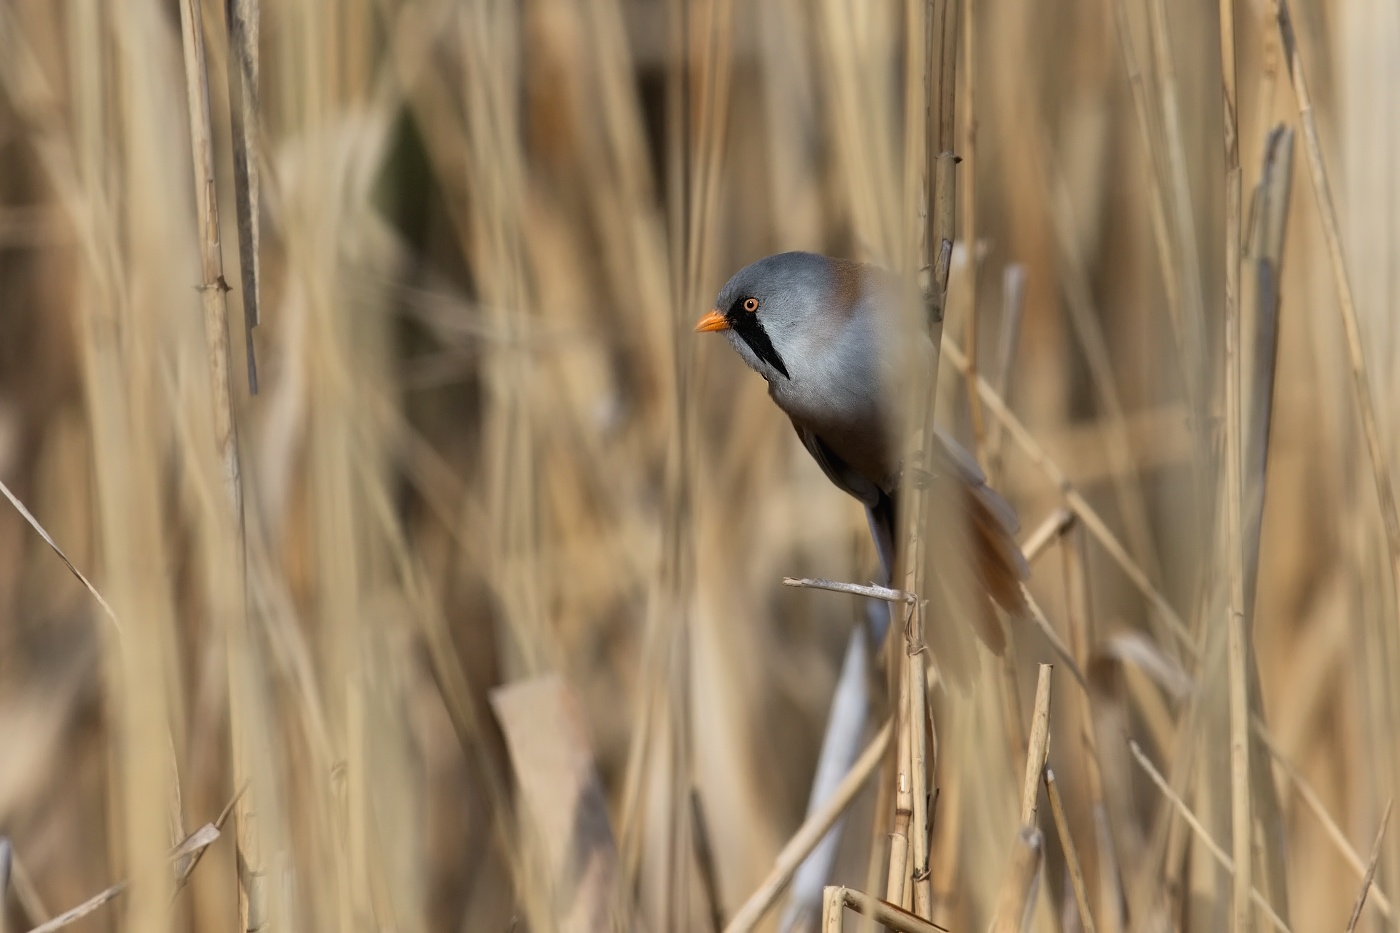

[729,311,790,379]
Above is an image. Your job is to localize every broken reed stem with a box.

[1217,0,1253,924]
[907,605,933,917]
[783,577,917,604]
[1344,799,1392,933]
[987,827,1044,933]
[821,886,949,933]
[1046,769,1097,933]
[21,822,223,933]
[724,721,893,933]
[886,662,913,909]
[1127,739,1291,932]
[1275,0,1400,626]
[174,0,257,930]
[1021,508,1075,564]
[1019,664,1053,827]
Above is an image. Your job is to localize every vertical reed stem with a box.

[1216,0,1253,926]
[174,0,257,928]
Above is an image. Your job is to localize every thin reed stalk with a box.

[1274,0,1400,640]
[1214,0,1254,924]
[175,0,257,929]
[1046,769,1097,933]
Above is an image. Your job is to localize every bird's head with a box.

[694,251,863,383]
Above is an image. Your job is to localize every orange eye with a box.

[743,297,759,313]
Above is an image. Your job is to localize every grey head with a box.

[698,251,864,385]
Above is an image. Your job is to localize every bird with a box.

[696,251,1027,657]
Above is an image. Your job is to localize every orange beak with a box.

[693,309,730,333]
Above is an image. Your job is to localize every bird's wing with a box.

[791,420,882,509]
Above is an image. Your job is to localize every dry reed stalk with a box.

[20,819,224,933]
[821,886,949,933]
[225,0,260,392]
[1060,524,1125,932]
[1274,0,1400,619]
[655,0,737,924]
[0,837,9,933]
[1215,0,1253,924]
[1249,0,1282,167]
[174,790,241,890]
[816,0,902,263]
[491,675,626,932]
[984,264,1025,486]
[1045,769,1096,933]
[998,657,1029,799]
[1275,46,1400,897]
[172,0,260,924]
[1239,126,1296,922]
[1242,127,1294,610]
[1145,0,1209,400]
[925,0,959,336]
[1031,112,1165,592]
[4,846,47,928]
[618,0,688,902]
[1018,665,1053,827]
[1022,509,1074,565]
[174,0,258,924]
[725,720,893,933]
[691,790,725,933]
[1253,724,1393,917]
[784,619,882,928]
[1128,739,1291,931]
[907,606,933,917]
[1343,799,1391,933]
[986,827,1044,933]
[957,0,985,462]
[23,883,127,933]
[881,0,960,916]
[1107,0,1197,419]
[865,723,900,926]
[0,478,118,631]
[783,577,918,604]
[1021,588,1087,689]
[822,885,843,932]
[886,664,913,909]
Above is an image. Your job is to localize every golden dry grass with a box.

[0,0,1397,931]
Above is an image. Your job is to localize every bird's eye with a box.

[743,297,759,313]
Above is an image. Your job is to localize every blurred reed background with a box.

[0,0,1397,930]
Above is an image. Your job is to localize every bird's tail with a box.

[868,459,1027,671]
